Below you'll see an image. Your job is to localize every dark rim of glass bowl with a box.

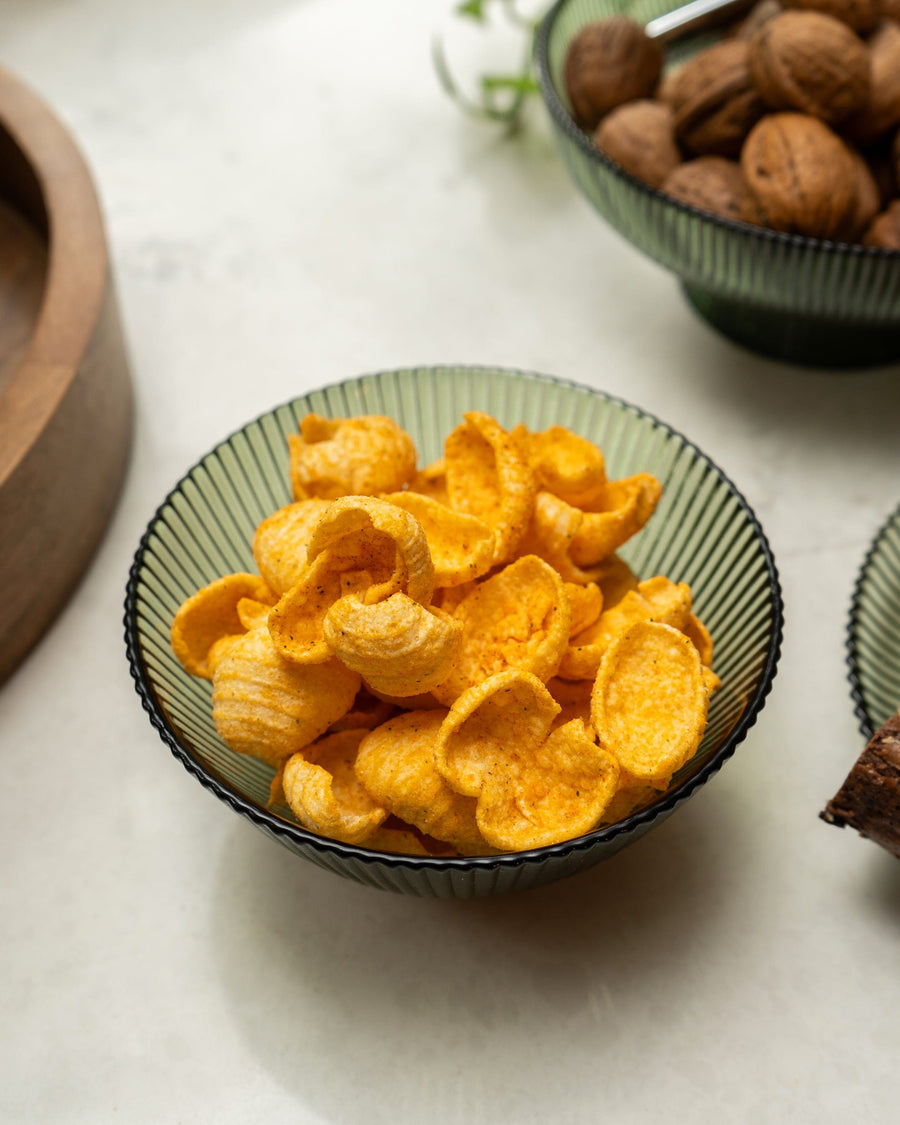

[533,0,900,262]
[124,364,785,873]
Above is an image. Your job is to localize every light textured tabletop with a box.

[2,1,899,1122]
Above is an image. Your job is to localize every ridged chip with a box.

[591,621,708,787]
[382,491,494,588]
[282,729,388,844]
[569,473,663,567]
[444,411,536,566]
[288,413,417,500]
[510,423,607,509]
[268,552,371,665]
[211,626,361,769]
[324,593,462,697]
[431,555,572,705]
[252,498,331,595]
[171,572,277,679]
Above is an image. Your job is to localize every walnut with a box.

[840,148,883,239]
[841,21,900,146]
[741,112,860,238]
[780,0,881,31]
[748,12,870,124]
[735,0,784,38]
[593,100,681,188]
[563,18,664,130]
[662,157,763,223]
[661,40,767,156]
[862,198,900,246]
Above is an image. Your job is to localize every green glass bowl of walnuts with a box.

[534,0,900,368]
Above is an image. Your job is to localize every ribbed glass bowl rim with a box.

[124,364,784,874]
[847,498,900,739]
[533,0,900,263]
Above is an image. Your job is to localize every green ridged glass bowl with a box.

[535,0,900,368]
[125,366,783,897]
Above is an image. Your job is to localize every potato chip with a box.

[591,621,707,787]
[434,670,561,798]
[444,411,536,566]
[268,551,369,665]
[569,473,663,567]
[476,718,619,851]
[516,491,609,585]
[382,491,495,588]
[565,581,603,637]
[355,711,489,854]
[683,612,714,667]
[289,413,417,500]
[211,625,361,769]
[324,593,462,697]
[546,676,593,728]
[328,687,396,732]
[252,498,331,595]
[236,597,273,632]
[431,555,571,705]
[365,684,442,711]
[598,781,660,825]
[171,572,277,679]
[357,823,440,856]
[408,459,448,504]
[283,729,388,844]
[510,423,607,509]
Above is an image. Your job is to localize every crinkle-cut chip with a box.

[558,576,692,682]
[356,711,489,855]
[434,670,561,798]
[365,684,442,711]
[565,582,603,637]
[306,495,434,606]
[171,572,277,679]
[569,473,663,568]
[517,492,612,585]
[546,676,593,728]
[408,459,448,504]
[431,555,571,706]
[268,552,370,665]
[328,687,396,732]
[476,718,619,851]
[283,730,388,844]
[444,411,536,566]
[510,423,607,509]
[236,597,273,632]
[382,491,494,588]
[211,626,361,769]
[683,612,714,667]
[591,621,708,787]
[252,499,331,595]
[324,593,462,697]
[288,413,417,500]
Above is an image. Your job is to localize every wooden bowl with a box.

[0,67,133,685]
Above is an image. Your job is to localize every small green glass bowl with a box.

[848,502,900,737]
[125,365,783,898]
[535,0,900,369]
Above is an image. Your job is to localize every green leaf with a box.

[456,0,487,20]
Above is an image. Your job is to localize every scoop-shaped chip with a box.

[517,492,609,585]
[591,621,708,787]
[252,499,331,595]
[356,711,489,854]
[306,495,434,606]
[432,555,572,705]
[569,473,662,567]
[407,459,449,504]
[282,729,388,844]
[444,411,536,566]
[357,823,444,856]
[324,593,462,697]
[382,491,495,588]
[510,423,607,509]
[171,572,278,679]
[565,581,603,637]
[211,626,361,769]
[434,669,561,798]
[476,718,619,851]
[289,413,417,500]
[268,551,371,664]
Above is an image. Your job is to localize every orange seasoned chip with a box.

[236,597,273,632]
[171,572,277,679]
[569,473,662,568]
[268,551,369,665]
[282,729,388,844]
[382,491,494,588]
[591,621,708,787]
[565,581,603,636]
[327,687,396,732]
[432,555,571,705]
[288,413,417,500]
[252,498,331,595]
[510,423,607,509]
[357,824,440,856]
[407,458,449,504]
[211,626,361,769]
[546,676,594,728]
[444,411,536,566]
[355,710,489,854]
[517,492,610,585]
[324,593,462,697]
[683,612,714,667]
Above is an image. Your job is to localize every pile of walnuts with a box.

[564,0,900,247]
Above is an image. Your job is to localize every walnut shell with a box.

[741,112,860,238]
[593,100,682,188]
[661,40,767,156]
[841,20,900,146]
[780,0,881,31]
[662,157,763,223]
[564,18,664,130]
[748,12,871,124]
[735,0,784,39]
[841,148,883,239]
[862,198,900,246]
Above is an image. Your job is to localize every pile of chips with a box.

[170,410,719,855]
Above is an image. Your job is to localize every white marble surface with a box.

[2,1,899,1121]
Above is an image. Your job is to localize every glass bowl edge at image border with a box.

[123,364,784,890]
